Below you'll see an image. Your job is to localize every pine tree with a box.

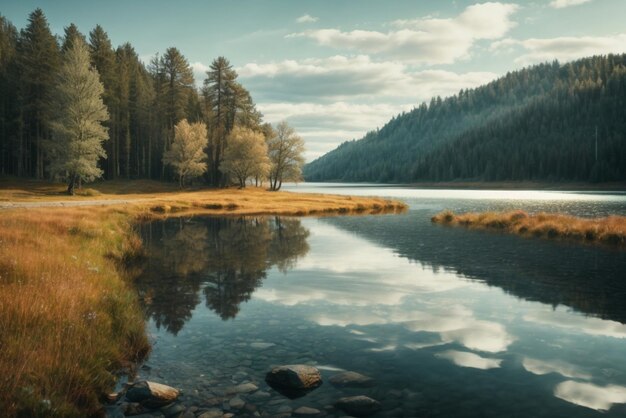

[88,24,117,178]
[0,15,18,175]
[203,56,237,186]
[48,37,109,194]
[16,8,60,178]
[162,48,194,135]
[61,23,85,52]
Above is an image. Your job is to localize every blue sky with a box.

[2,0,625,160]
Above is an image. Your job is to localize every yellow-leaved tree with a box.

[163,119,208,187]
[221,126,270,188]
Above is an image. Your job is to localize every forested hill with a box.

[304,54,626,183]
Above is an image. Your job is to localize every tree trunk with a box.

[67,174,76,195]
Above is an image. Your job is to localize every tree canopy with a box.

[220,126,270,188]
[48,36,109,194]
[268,121,305,191]
[163,119,208,187]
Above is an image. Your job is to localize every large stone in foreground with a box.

[125,381,180,407]
[329,371,375,388]
[335,395,381,416]
[265,365,322,398]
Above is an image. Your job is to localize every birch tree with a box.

[268,121,305,191]
[162,119,208,187]
[221,126,270,188]
[48,37,108,195]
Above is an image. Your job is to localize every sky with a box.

[2,0,626,161]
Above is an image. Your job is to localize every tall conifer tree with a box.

[49,37,109,194]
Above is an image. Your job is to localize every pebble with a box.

[197,409,223,418]
[294,406,322,415]
[229,397,245,409]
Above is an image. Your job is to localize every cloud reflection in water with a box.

[554,381,626,411]
[436,350,502,370]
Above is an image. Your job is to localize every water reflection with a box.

[137,209,626,416]
[136,216,309,333]
[322,213,626,324]
[435,350,502,370]
[554,381,626,411]
[522,357,591,380]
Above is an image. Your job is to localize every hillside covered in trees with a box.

[0,9,304,191]
[304,54,626,183]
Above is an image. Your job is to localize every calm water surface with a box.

[135,185,626,417]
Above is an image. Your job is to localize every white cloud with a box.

[288,3,519,64]
[255,101,411,160]
[239,55,497,100]
[191,61,209,85]
[296,14,318,23]
[550,0,593,8]
[491,34,626,65]
[238,55,497,160]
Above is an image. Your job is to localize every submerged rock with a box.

[294,406,322,415]
[265,365,322,398]
[335,395,381,416]
[225,382,258,394]
[229,396,245,409]
[125,380,180,407]
[329,371,375,388]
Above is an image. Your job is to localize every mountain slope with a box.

[304,55,626,183]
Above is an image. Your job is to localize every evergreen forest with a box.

[304,54,626,183]
[0,9,280,187]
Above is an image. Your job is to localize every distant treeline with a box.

[304,54,626,183]
[0,9,266,186]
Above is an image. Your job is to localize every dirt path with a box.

[0,198,152,210]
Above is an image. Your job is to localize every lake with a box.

[134,184,626,417]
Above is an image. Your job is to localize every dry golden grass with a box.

[0,177,407,217]
[432,210,626,247]
[0,177,180,202]
[0,207,150,417]
[135,187,407,219]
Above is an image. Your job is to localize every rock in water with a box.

[294,406,322,415]
[335,395,381,416]
[265,365,322,398]
[125,381,180,407]
[329,371,375,388]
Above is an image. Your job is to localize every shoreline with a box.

[406,181,626,191]
[0,183,406,417]
[299,180,626,192]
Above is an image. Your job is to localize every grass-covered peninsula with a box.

[432,210,626,248]
[0,179,406,416]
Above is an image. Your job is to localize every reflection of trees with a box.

[324,215,626,324]
[203,217,310,319]
[135,216,309,333]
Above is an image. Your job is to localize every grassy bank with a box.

[0,178,408,217]
[0,207,151,417]
[432,210,626,247]
[0,179,406,416]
